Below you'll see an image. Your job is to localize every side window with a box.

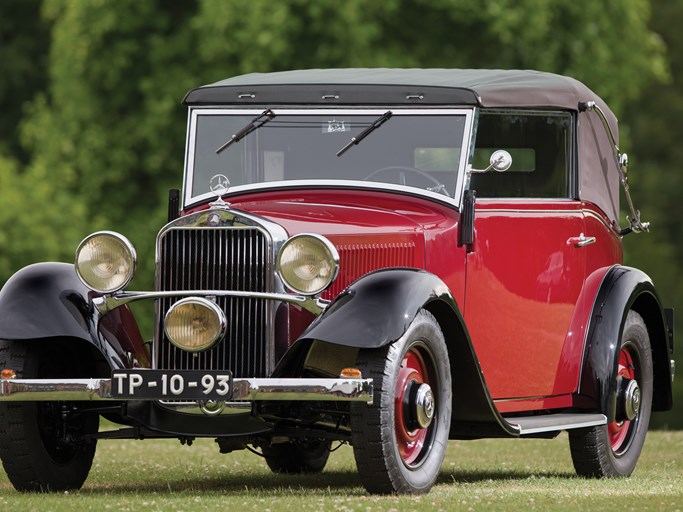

[469,110,572,198]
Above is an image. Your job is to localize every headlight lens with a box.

[277,234,339,296]
[164,298,226,352]
[75,231,136,293]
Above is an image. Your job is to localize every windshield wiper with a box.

[336,111,393,157]
[216,109,275,154]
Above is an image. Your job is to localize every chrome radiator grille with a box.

[156,227,272,377]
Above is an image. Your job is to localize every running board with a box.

[506,413,607,435]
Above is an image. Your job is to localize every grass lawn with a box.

[0,430,681,511]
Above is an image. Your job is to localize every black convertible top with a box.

[183,68,612,114]
[183,68,621,227]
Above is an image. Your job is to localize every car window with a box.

[187,110,471,204]
[469,110,572,198]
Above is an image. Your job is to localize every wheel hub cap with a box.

[413,383,435,429]
[622,379,641,421]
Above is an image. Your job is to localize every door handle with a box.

[567,234,596,248]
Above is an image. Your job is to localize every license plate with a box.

[111,370,233,400]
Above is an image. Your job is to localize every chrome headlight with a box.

[75,231,136,293]
[164,298,227,352]
[277,234,339,296]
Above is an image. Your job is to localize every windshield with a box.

[185,108,473,205]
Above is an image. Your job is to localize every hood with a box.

[226,189,458,299]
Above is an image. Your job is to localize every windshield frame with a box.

[182,107,476,210]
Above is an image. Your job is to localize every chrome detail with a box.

[414,383,435,429]
[75,231,137,293]
[0,377,374,403]
[277,233,340,296]
[567,233,597,248]
[509,413,607,435]
[94,290,327,316]
[322,94,340,100]
[157,224,270,375]
[154,207,289,378]
[622,379,641,421]
[199,400,225,416]
[580,101,649,235]
[164,297,227,352]
[672,359,676,382]
[209,174,231,194]
[468,149,513,174]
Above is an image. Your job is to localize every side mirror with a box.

[489,150,513,172]
[469,149,513,174]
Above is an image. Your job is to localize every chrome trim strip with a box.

[0,377,373,404]
[187,180,461,211]
[94,289,328,316]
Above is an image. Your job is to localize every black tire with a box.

[350,309,452,494]
[569,310,653,477]
[262,439,331,474]
[0,341,98,492]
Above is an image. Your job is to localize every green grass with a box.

[1,431,681,511]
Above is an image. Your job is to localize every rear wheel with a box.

[263,439,331,474]
[569,310,653,477]
[0,341,98,492]
[350,309,451,494]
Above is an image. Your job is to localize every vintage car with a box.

[0,69,675,494]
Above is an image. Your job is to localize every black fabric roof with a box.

[183,68,621,228]
[183,68,612,116]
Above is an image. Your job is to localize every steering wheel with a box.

[365,166,449,195]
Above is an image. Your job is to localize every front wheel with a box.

[569,310,653,477]
[351,309,452,494]
[0,341,99,492]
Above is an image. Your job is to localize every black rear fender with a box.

[578,266,673,420]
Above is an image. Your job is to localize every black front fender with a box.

[0,262,147,370]
[579,265,673,420]
[299,268,457,349]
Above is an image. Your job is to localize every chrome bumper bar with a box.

[0,377,373,403]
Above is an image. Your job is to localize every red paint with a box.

[464,199,586,399]
[99,305,150,368]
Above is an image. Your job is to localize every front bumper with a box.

[0,377,373,403]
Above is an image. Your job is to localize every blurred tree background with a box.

[0,0,681,427]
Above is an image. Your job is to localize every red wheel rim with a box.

[608,346,636,453]
[394,347,433,466]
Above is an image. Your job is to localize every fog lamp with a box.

[164,298,226,352]
[75,231,136,293]
[277,234,339,296]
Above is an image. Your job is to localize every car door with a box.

[463,110,588,401]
